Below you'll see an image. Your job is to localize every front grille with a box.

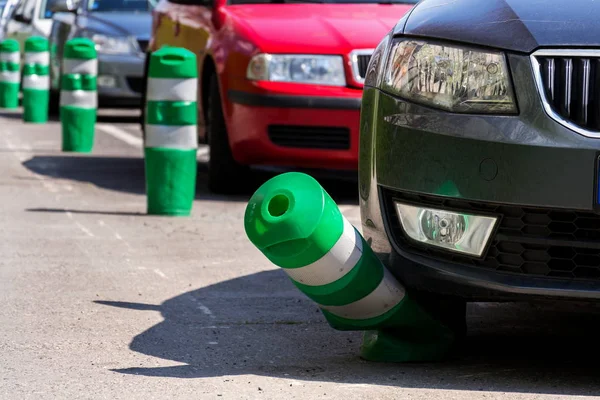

[533,50,600,135]
[357,55,371,78]
[350,50,373,82]
[268,125,350,150]
[383,189,600,282]
[126,77,144,94]
[137,39,149,53]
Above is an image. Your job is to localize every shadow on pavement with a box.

[96,114,141,124]
[0,109,140,124]
[21,155,359,205]
[0,109,60,122]
[95,270,600,395]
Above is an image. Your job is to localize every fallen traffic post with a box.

[144,47,198,216]
[22,36,50,123]
[0,39,20,109]
[244,172,458,362]
[60,38,97,153]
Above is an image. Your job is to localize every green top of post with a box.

[244,172,344,268]
[64,38,97,59]
[0,39,19,53]
[148,46,197,79]
[25,36,49,52]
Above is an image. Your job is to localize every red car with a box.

[144,0,416,194]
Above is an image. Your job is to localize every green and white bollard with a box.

[60,38,97,153]
[22,36,50,123]
[0,39,20,109]
[144,47,198,216]
[244,172,458,362]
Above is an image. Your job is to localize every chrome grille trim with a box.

[349,49,374,84]
[531,49,600,139]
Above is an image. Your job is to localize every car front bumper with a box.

[96,53,144,107]
[360,52,600,302]
[226,90,361,170]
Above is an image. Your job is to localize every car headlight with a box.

[77,30,135,55]
[381,39,517,114]
[247,54,345,86]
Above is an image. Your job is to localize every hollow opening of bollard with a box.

[160,54,186,64]
[267,194,290,218]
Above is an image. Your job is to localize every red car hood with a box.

[226,3,413,54]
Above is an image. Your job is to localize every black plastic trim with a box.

[227,90,362,110]
[378,186,600,302]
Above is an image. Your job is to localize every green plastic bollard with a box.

[60,38,97,152]
[144,47,198,216]
[0,39,20,109]
[22,36,50,123]
[244,172,457,362]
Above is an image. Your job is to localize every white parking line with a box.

[96,124,143,148]
[96,123,209,161]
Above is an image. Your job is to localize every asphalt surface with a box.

[2,108,600,399]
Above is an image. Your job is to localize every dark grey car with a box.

[360,0,600,323]
[47,0,151,109]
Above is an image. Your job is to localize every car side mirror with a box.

[48,0,77,13]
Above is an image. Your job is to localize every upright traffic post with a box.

[0,39,20,109]
[22,36,50,123]
[144,47,198,216]
[60,38,97,152]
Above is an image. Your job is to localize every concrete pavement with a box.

[1,109,600,399]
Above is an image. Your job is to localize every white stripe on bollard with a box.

[0,53,19,63]
[144,125,198,149]
[146,78,198,102]
[319,268,406,320]
[62,58,97,75]
[284,217,364,286]
[59,90,98,108]
[24,51,50,65]
[23,75,50,90]
[0,71,20,83]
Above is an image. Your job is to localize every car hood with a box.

[79,12,151,39]
[227,4,414,54]
[399,0,600,53]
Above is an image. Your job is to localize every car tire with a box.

[140,51,150,141]
[411,290,468,346]
[206,74,252,195]
[48,89,60,117]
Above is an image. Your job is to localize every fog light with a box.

[395,202,498,257]
[97,75,116,88]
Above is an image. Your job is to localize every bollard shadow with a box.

[0,109,60,122]
[96,269,600,396]
[21,155,360,206]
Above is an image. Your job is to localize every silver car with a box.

[47,0,151,110]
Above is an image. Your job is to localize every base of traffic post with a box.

[359,328,457,363]
[23,89,49,123]
[60,106,96,152]
[144,147,197,216]
[322,294,457,362]
[0,82,19,109]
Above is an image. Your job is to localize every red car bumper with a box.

[225,90,361,171]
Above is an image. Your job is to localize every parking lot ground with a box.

[2,109,600,399]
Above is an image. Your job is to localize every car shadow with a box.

[21,155,359,206]
[95,269,600,395]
